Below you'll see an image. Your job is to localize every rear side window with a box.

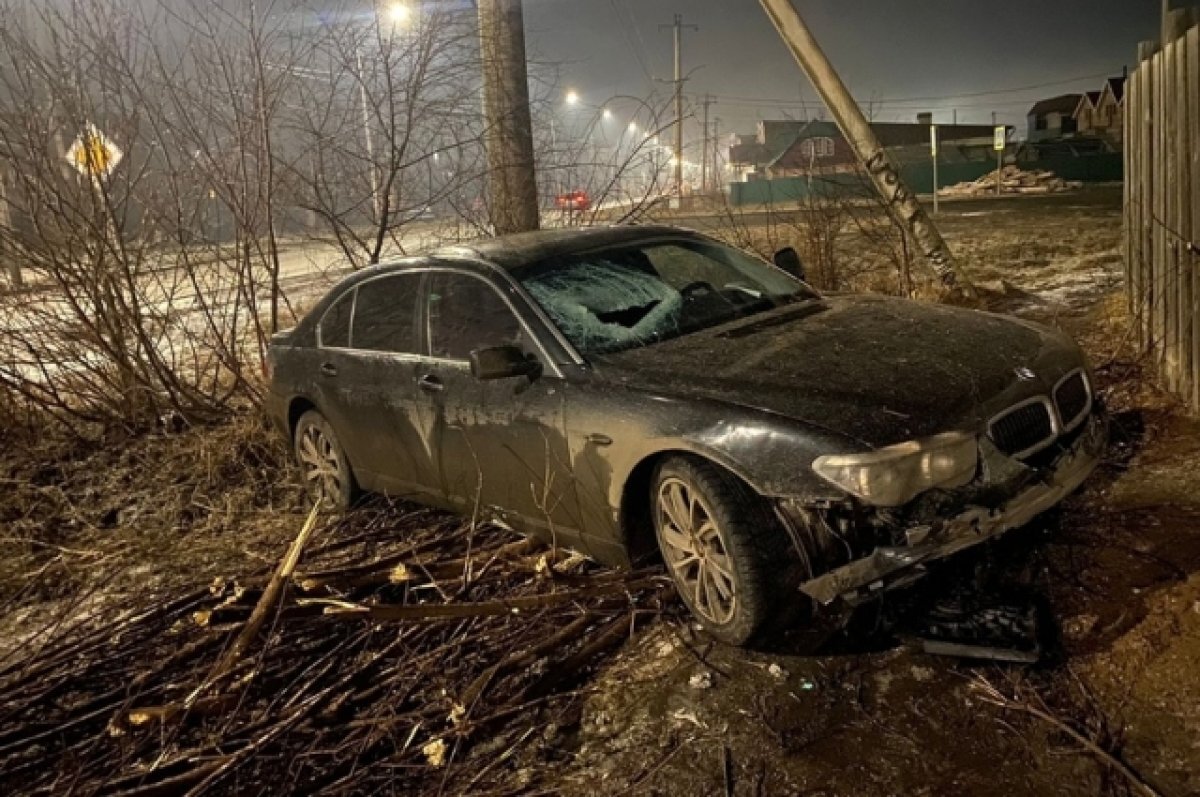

[352,274,422,353]
[427,273,523,360]
[319,290,353,348]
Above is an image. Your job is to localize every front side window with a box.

[519,238,814,357]
[427,273,523,360]
[352,274,422,353]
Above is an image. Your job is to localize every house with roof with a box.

[728,116,1003,181]
[1081,77,1126,143]
[1028,94,1082,142]
[1026,75,1126,145]
[1073,91,1103,136]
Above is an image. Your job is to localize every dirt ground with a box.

[4,187,1199,796]
[546,188,1200,796]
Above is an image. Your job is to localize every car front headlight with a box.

[811,432,979,507]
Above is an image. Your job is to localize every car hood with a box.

[593,295,1081,447]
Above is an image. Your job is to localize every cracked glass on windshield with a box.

[520,238,816,356]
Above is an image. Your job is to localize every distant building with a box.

[1027,75,1126,146]
[1072,91,1103,136]
[727,116,1004,181]
[1028,94,1082,142]
[1086,77,1126,143]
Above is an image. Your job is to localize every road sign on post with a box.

[66,124,122,180]
[993,124,1005,196]
[930,124,939,215]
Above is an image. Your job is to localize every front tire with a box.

[652,457,802,646]
[294,410,356,512]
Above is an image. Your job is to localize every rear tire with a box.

[652,456,805,646]
[294,410,356,512]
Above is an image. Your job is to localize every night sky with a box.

[523,0,1162,136]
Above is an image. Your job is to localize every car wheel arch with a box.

[287,396,318,442]
[617,446,767,564]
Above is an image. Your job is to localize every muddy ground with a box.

[552,188,1200,796]
[4,187,1199,795]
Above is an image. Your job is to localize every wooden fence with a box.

[1125,11,1200,411]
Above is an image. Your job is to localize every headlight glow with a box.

[811,432,979,507]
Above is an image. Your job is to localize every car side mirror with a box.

[470,345,541,381]
[774,246,806,282]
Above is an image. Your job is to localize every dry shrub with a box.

[0,409,305,610]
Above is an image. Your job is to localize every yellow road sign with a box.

[993,126,1006,152]
[66,124,122,178]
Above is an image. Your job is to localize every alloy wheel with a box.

[656,477,738,625]
[297,424,342,509]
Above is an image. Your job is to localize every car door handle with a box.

[320,362,338,377]
[417,374,444,393]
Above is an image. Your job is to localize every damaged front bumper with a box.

[798,411,1108,607]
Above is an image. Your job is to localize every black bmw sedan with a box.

[265,225,1106,645]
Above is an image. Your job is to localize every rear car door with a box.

[414,269,581,537]
[314,272,432,498]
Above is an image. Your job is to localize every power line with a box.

[609,0,655,89]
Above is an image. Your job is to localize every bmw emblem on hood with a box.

[1014,366,1037,381]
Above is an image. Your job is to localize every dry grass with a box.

[0,411,307,652]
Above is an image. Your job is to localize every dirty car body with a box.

[266,225,1106,643]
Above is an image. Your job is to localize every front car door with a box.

[413,268,583,544]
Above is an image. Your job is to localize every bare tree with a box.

[0,0,698,439]
[283,1,487,268]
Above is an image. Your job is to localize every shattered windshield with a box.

[520,238,816,356]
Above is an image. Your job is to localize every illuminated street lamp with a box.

[627,121,638,133]
[565,90,580,106]
[385,2,412,25]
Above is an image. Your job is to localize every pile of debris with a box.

[0,504,666,796]
[938,165,1084,197]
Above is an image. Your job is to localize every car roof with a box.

[431,224,706,273]
[313,224,709,305]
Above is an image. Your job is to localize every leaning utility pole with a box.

[661,14,697,198]
[478,0,540,234]
[758,0,975,298]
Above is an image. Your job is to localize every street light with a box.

[565,90,580,106]
[385,2,412,25]
[602,108,613,120]
[627,121,638,133]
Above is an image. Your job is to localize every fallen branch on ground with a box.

[0,507,665,795]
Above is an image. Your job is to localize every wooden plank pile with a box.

[938,165,1084,197]
[0,503,667,796]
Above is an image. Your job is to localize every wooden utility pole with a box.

[700,94,715,193]
[757,0,975,297]
[662,14,697,198]
[0,165,18,288]
[712,116,722,192]
[479,0,540,234]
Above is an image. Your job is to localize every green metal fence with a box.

[729,152,1124,206]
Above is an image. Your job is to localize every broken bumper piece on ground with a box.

[800,412,1108,607]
